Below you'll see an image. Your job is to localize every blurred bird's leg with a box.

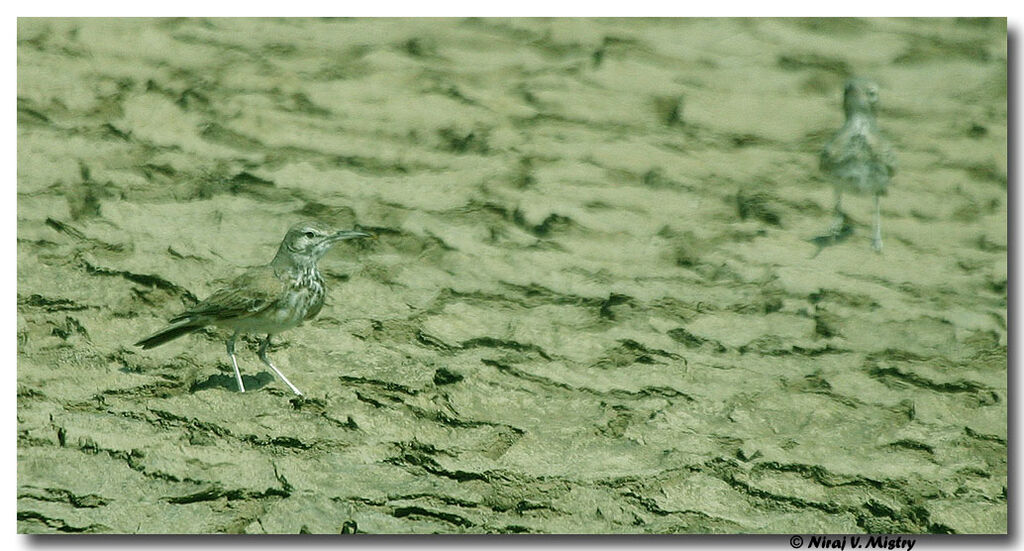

[829,187,845,236]
[872,194,883,253]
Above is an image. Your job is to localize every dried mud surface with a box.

[17,18,1007,534]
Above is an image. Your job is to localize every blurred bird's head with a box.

[843,78,880,118]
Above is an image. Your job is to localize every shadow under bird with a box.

[135,221,370,396]
[820,77,896,253]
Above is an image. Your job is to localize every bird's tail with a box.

[135,320,201,349]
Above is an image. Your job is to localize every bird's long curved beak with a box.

[329,229,372,242]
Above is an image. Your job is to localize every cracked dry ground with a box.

[17,18,1006,533]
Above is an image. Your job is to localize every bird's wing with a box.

[819,130,845,173]
[819,141,836,173]
[876,137,897,177]
[170,265,283,323]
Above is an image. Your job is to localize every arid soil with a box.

[17,18,1006,533]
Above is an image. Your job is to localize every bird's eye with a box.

[304,231,315,239]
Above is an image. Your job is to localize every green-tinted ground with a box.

[17,18,1006,533]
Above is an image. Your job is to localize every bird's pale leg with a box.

[872,194,883,253]
[226,331,245,393]
[258,336,303,396]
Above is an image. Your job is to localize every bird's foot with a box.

[871,237,883,253]
[828,212,848,237]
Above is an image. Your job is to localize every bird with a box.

[820,77,897,253]
[135,220,371,396]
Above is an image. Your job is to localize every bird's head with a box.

[277,220,371,264]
